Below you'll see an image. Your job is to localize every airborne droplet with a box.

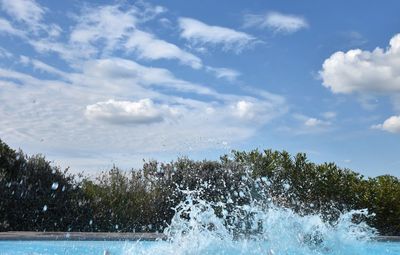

[43,205,48,212]
[51,182,59,190]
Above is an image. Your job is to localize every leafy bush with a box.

[1,139,399,235]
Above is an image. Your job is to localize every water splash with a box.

[124,176,377,255]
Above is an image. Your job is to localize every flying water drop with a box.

[51,182,59,190]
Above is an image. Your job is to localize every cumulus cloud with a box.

[233,100,256,120]
[125,29,202,69]
[320,33,400,94]
[178,17,256,52]
[244,11,308,34]
[85,99,177,124]
[372,115,400,133]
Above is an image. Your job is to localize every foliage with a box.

[0,139,91,231]
[1,139,399,235]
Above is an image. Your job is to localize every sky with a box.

[0,0,399,177]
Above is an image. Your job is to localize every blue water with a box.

[0,240,400,255]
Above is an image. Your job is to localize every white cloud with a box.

[206,66,241,81]
[244,11,308,34]
[82,58,215,96]
[231,98,286,123]
[322,111,337,119]
[85,99,177,124]
[0,0,45,26]
[304,117,330,127]
[19,55,66,77]
[372,115,400,133]
[320,33,400,94]
[0,18,25,37]
[233,100,255,120]
[125,29,202,69]
[0,57,287,169]
[0,57,287,162]
[0,1,289,172]
[70,5,137,55]
[33,3,203,70]
[286,114,332,134]
[159,17,172,28]
[342,31,367,47]
[178,17,256,52]
[0,47,13,58]
[391,94,400,112]
[0,0,60,37]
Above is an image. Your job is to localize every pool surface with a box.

[1,240,400,255]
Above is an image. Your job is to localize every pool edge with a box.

[0,231,166,241]
[0,232,399,242]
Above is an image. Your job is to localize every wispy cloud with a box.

[0,17,25,37]
[206,66,241,82]
[1,0,61,36]
[244,11,308,34]
[0,0,45,28]
[69,4,137,56]
[0,55,287,170]
[322,111,337,120]
[0,46,13,58]
[0,1,290,171]
[125,29,202,69]
[282,114,332,135]
[178,17,257,53]
[19,55,66,77]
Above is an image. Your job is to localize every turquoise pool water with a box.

[0,240,400,255]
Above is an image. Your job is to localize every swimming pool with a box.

[0,240,400,255]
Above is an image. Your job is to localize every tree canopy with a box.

[0,139,399,235]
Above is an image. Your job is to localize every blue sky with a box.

[0,0,399,177]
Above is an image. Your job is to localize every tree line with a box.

[0,139,399,235]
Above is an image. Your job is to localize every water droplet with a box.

[51,182,59,190]
[283,183,291,190]
[43,205,48,212]
[89,220,93,225]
